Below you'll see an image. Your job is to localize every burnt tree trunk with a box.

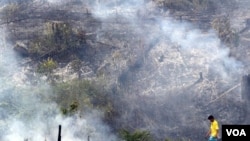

[58,125,62,141]
[241,74,250,124]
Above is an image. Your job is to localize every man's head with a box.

[208,115,214,122]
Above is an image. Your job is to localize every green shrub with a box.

[119,129,152,141]
[37,57,57,75]
[52,79,111,116]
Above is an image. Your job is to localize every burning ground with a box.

[1,0,250,141]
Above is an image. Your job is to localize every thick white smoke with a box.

[82,0,245,139]
[159,19,244,81]
[46,0,61,4]
[0,25,117,141]
[89,0,244,80]
[88,0,244,91]
[1,0,247,140]
[90,0,146,20]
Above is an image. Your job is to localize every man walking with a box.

[206,115,219,141]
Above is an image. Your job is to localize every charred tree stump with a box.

[58,125,62,141]
[241,74,250,123]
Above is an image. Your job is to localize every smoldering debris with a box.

[1,0,250,141]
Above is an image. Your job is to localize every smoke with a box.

[159,19,244,80]
[81,0,246,140]
[90,0,146,20]
[91,0,244,85]
[1,0,248,140]
[46,0,61,4]
[0,23,117,141]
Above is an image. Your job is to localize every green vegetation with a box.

[164,138,192,141]
[36,57,58,83]
[37,57,57,74]
[60,101,79,115]
[52,79,112,116]
[119,129,192,141]
[52,79,93,115]
[119,129,152,141]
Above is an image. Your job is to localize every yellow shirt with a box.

[210,120,219,137]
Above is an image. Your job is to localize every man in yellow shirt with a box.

[206,115,219,141]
